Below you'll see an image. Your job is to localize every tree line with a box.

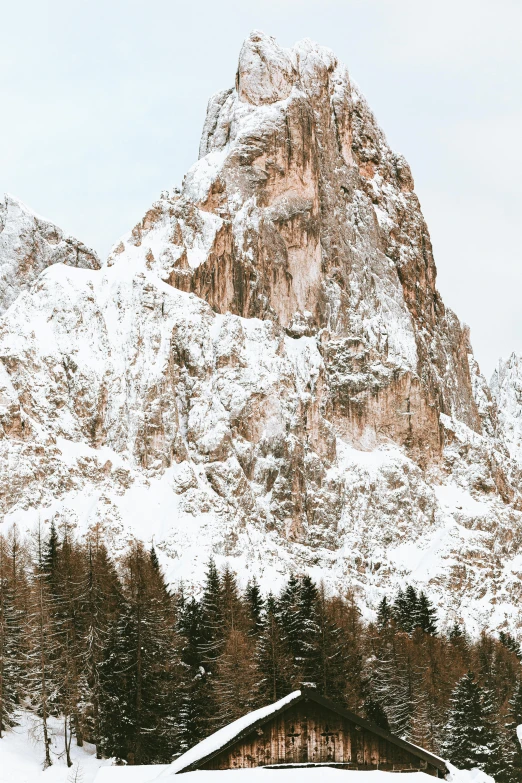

[0,522,521,781]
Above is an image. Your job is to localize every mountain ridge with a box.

[0,31,521,636]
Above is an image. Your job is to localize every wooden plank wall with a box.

[202,703,438,775]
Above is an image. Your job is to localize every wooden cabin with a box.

[169,688,447,777]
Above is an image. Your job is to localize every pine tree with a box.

[313,583,346,699]
[221,565,245,635]
[80,533,121,757]
[277,573,301,674]
[278,574,320,684]
[98,541,181,764]
[199,559,224,670]
[335,592,364,710]
[0,535,20,736]
[414,592,438,635]
[0,523,519,776]
[377,597,393,630]
[499,631,522,660]
[177,596,211,751]
[245,578,264,636]
[53,523,87,764]
[25,523,58,768]
[255,594,292,703]
[296,575,320,684]
[393,587,412,633]
[394,585,419,634]
[503,679,522,783]
[43,520,60,592]
[370,629,416,740]
[441,671,498,771]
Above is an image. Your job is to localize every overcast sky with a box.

[1,0,520,378]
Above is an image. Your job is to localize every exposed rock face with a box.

[0,195,100,315]
[110,32,481,466]
[1,32,522,635]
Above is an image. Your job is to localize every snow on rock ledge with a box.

[0,194,100,315]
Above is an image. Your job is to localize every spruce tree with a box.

[53,524,87,764]
[414,592,438,635]
[25,523,58,768]
[43,520,60,592]
[278,574,320,684]
[370,629,415,740]
[255,593,292,703]
[199,559,224,670]
[0,536,20,736]
[480,684,503,779]
[377,597,393,630]
[449,621,465,641]
[98,541,180,764]
[297,575,320,684]
[277,573,301,671]
[393,588,412,633]
[499,631,522,660]
[221,565,245,635]
[98,607,129,760]
[313,583,346,699]
[245,578,264,636]
[81,534,122,757]
[335,592,364,710]
[442,671,498,771]
[396,585,419,634]
[503,679,522,783]
[177,596,211,751]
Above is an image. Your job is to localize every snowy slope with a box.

[1,31,522,636]
[0,711,112,783]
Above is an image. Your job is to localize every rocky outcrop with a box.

[0,194,100,315]
[110,32,482,466]
[1,32,522,635]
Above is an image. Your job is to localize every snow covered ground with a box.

[0,711,113,783]
[0,711,497,783]
[99,767,494,783]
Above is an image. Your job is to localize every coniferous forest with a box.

[0,522,521,780]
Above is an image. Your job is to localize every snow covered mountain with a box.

[1,31,522,635]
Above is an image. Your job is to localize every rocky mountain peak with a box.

[236,31,298,105]
[1,32,522,635]
[110,31,485,464]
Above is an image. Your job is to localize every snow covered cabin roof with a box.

[164,689,448,775]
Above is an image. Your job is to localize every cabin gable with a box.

[198,698,443,776]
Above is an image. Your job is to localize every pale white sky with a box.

[1,0,520,378]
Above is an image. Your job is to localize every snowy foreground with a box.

[0,713,494,783]
[0,712,121,783]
